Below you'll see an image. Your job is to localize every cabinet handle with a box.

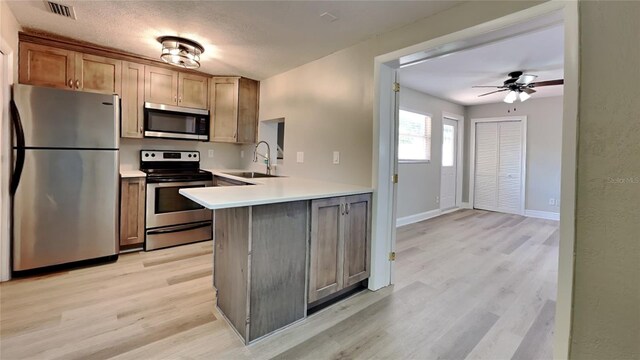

[346,203,350,215]
[68,79,73,88]
[341,204,345,216]
[139,126,143,133]
[174,95,177,102]
[75,80,80,88]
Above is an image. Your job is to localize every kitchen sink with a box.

[222,171,280,179]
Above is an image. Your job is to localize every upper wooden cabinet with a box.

[145,66,209,109]
[19,42,75,90]
[209,77,259,144]
[121,61,145,138]
[144,65,179,105]
[179,73,209,109]
[19,42,121,95]
[76,53,121,95]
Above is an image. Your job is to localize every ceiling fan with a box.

[473,71,564,103]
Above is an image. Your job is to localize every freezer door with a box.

[13,149,119,271]
[12,84,119,149]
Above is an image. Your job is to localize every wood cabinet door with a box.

[76,53,122,94]
[236,78,259,144]
[178,73,208,109]
[209,77,239,143]
[309,197,344,303]
[343,194,372,287]
[121,62,145,138]
[145,65,178,105]
[120,177,145,247]
[19,42,75,89]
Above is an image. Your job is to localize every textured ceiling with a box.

[399,24,564,105]
[8,0,463,80]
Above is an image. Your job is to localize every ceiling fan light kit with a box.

[158,36,204,69]
[504,90,518,104]
[475,70,564,103]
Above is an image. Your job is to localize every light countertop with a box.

[180,170,373,210]
[120,169,146,178]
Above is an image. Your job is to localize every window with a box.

[442,123,455,166]
[398,110,431,162]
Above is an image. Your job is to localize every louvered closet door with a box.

[497,122,523,213]
[473,121,523,214]
[474,122,499,210]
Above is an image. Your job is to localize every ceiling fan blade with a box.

[530,79,564,87]
[478,89,508,97]
[472,85,503,88]
[516,74,538,85]
[522,88,537,94]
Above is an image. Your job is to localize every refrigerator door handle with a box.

[10,99,25,195]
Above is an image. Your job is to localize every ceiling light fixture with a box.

[503,90,518,104]
[518,91,531,102]
[158,36,204,69]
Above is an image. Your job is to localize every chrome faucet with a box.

[253,141,272,175]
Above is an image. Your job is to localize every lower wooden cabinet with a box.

[308,193,372,303]
[120,177,146,247]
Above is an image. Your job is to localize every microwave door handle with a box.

[10,100,25,196]
[147,222,211,235]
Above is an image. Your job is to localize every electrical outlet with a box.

[240,150,244,158]
[333,151,340,165]
[549,198,555,206]
[296,152,304,163]
[208,149,214,158]
[436,196,440,204]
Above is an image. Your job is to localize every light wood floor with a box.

[0,209,559,360]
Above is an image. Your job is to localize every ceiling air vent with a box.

[43,1,77,20]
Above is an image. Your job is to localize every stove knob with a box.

[151,153,156,157]
[144,153,149,157]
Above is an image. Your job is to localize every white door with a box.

[440,118,457,210]
[473,120,524,214]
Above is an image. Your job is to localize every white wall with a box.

[466,96,563,213]
[396,86,464,219]
[251,1,544,186]
[120,139,241,171]
[571,2,640,359]
[1,0,21,281]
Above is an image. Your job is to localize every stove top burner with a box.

[140,150,211,183]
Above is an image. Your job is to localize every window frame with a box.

[397,108,432,164]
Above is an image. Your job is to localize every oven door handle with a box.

[147,221,211,235]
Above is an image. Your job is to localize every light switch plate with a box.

[240,150,244,158]
[296,152,304,163]
[208,149,214,158]
[333,151,340,164]
[549,198,555,206]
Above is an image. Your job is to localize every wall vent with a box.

[43,1,77,20]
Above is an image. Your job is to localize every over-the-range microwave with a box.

[143,102,210,141]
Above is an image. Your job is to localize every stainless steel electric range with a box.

[140,150,213,250]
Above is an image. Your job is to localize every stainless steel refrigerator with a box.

[10,84,120,272]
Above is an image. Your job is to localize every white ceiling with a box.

[8,0,463,80]
[399,24,564,106]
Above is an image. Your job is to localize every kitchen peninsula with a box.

[180,172,373,344]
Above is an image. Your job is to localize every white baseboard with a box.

[396,209,442,227]
[525,210,560,221]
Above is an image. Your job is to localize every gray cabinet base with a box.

[214,201,309,344]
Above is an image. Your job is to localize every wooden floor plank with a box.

[0,210,558,360]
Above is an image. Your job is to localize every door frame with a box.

[469,116,527,215]
[372,2,578,358]
[441,111,464,210]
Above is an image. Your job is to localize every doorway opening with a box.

[371,2,578,359]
